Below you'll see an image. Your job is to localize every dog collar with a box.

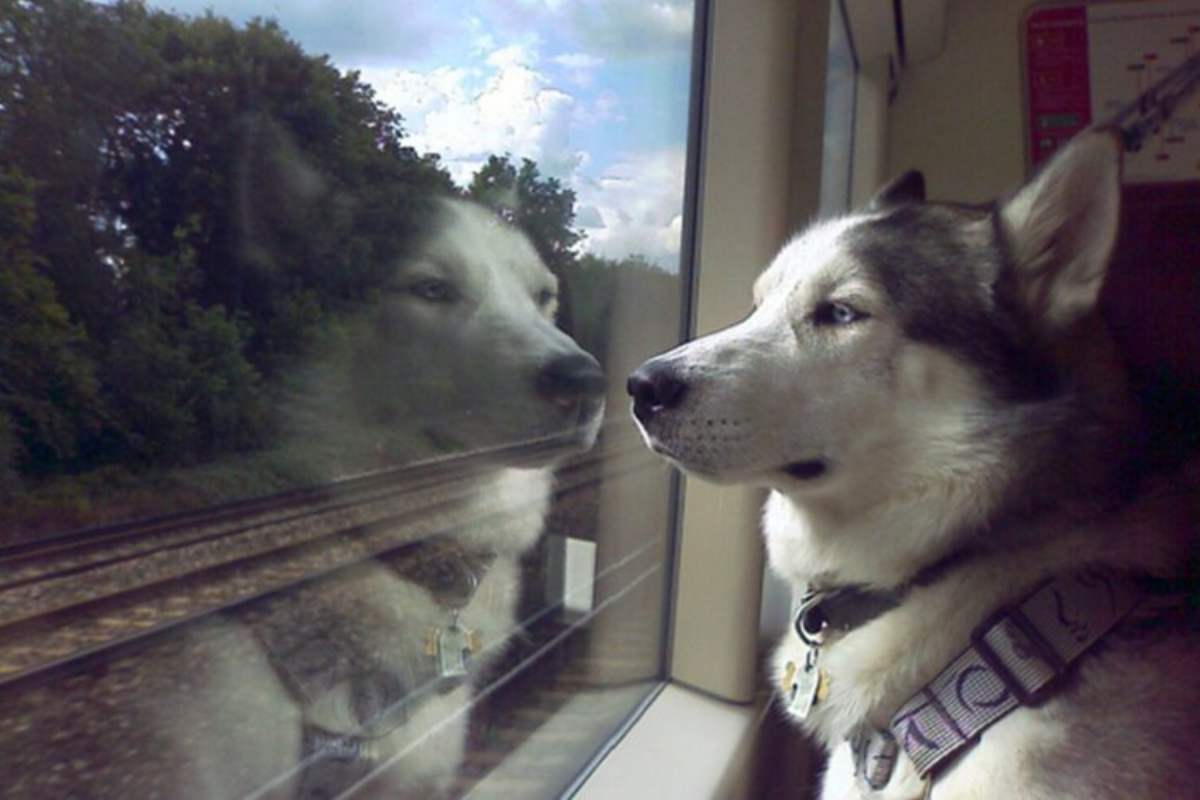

[783,549,987,721]
[782,584,906,719]
[849,568,1153,794]
[795,584,906,645]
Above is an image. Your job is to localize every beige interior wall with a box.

[886,0,1038,202]
[668,0,832,703]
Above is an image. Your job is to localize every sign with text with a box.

[1026,1,1200,182]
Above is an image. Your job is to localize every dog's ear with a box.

[998,128,1122,333]
[867,170,925,211]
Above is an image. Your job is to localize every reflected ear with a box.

[867,170,925,211]
[998,128,1122,333]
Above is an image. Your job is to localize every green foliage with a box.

[0,0,453,480]
[0,167,101,472]
[0,409,21,498]
[468,155,584,332]
[0,0,671,531]
[99,244,268,465]
[468,155,582,272]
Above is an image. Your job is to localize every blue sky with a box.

[140,0,696,268]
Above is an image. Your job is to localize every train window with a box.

[819,0,856,215]
[0,0,697,796]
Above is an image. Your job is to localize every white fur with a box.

[122,200,601,797]
[634,130,1199,798]
[1000,131,1122,333]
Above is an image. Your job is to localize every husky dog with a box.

[629,129,1198,799]
[259,197,606,796]
[287,197,605,475]
[132,199,607,799]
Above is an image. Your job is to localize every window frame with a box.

[570,0,876,793]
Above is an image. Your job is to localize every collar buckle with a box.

[794,589,831,646]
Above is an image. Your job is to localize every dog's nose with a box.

[537,353,606,401]
[627,361,686,423]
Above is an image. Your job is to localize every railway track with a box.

[0,432,657,694]
[0,428,634,582]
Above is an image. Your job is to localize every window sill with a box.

[570,682,763,799]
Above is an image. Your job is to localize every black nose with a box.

[537,353,606,401]
[626,361,686,423]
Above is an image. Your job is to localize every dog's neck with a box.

[778,473,1195,749]
[763,473,1000,591]
[763,389,1144,592]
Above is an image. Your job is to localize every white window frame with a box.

[572,0,849,793]
[568,0,961,791]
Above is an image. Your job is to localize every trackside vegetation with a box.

[0,0,677,536]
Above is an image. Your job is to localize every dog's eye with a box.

[409,279,457,303]
[812,301,866,326]
[536,288,556,308]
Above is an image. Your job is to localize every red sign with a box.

[1026,6,1092,167]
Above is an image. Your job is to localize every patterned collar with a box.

[848,568,1180,795]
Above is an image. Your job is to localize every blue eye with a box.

[536,288,556,307]
[813,301,866,326]
[409,279,457,303]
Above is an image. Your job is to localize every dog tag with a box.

[784,645,828,720]
[435,621,478,680]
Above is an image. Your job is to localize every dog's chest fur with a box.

[630,128,1199,799]
[766,478,1198,799]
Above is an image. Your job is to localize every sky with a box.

[141,0,697,269]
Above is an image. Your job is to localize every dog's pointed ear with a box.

[999,128,1122,333]
[867,170,925,211]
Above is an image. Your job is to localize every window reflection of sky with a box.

[127,0,696,268]
[819,0,856,216]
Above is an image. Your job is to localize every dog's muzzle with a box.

[537,353,606,408]
[626,359,687,424]
[536,352,606,454]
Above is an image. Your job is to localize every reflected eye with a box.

[812,301,866,326]
[409,279,457,303]
[536,288,556,308]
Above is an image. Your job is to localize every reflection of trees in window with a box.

[469,155,583,335]
[3,1,458,487]
[0,0,669,537]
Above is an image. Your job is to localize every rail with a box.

[0,426,654,694]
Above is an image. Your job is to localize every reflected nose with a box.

[626,360,686,423]
[537,353,606,402]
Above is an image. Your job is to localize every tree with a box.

[467,155,582,272]
[98,239,268,465]
[0,167,101,472]
[0,0,455,477]
[468,155,584,333]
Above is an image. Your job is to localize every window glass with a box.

[818,0,856,215]
[0,1,696,795]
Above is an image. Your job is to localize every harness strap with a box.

[853,569,1146,790]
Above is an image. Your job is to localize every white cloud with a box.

[498,0,693,56]
[355,47,687,270]
[551,52,606,87]
[357,44,583,185]
[467,17,498,55]
[589,90,624,122]
[552,53,604,70]
[576,148,688,270]
[567,0,694,57]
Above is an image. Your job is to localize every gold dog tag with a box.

[784,646,828,720]
[423,626,440,657]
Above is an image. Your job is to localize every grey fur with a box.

[845,202,1057,402]
[629,128,1199,799]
